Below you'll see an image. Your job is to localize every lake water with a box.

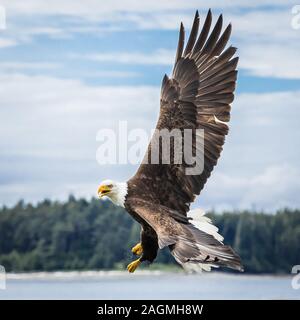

[0,271,299,300]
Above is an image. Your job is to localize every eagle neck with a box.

[113,182,128,208]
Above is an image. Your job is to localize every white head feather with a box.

[98,180,128,208]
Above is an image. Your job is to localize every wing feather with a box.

[174,23,185,66]
[193,9,212,54]
[129,10,238,216]
[201,14,223,55]
[183,11,199,57]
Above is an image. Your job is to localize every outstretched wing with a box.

[129,10,238,216]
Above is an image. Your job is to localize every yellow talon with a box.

[127,258,141,273]
[131,243,143,256]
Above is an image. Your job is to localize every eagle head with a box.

[97,179,127,207]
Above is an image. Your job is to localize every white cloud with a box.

[133,8,300,79]
[80,70,141,79]
[201,165,300,212]
[82,49,174,65]
[0,2,296,39]
[196,90,300,211]
[78,41,300,79]
[69,8,300,79]
[104,8,300,79]
[0,72,158,205]
[229,9,300,79]
[0,38,17,47]
[238,43,300,79]
[22,26,71,39]
[0,62,60,71]
[1,1,293,18]
[0,1,299,80]
[0,73,158,160]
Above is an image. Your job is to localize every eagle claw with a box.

[127,258,141,273]
[131,243,143,256]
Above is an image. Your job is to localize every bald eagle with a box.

[98,10,243,273]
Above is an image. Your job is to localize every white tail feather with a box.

[172,208,223,273]
[169,208,243,273]
[183,262,218,273]
[187,208,224,243]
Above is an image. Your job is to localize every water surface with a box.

[0,271,299,300]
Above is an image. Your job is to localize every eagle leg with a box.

[127,258,141,273]
[131,242,143,256]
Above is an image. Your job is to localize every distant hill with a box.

[0,197,299,274]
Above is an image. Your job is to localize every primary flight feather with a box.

[97,10,243,273]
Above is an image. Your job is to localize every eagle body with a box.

[98,10,243,273]
[124,179,242,272]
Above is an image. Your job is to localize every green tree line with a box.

[0,196,299,273]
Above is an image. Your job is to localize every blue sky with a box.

[0,0,299,211]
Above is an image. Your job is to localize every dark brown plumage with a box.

[123,10,243,272]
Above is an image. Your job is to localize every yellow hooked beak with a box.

[97,185,111,198]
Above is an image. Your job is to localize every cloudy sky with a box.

[0,0,299,211]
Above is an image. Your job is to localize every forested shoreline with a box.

[0,197,299,274]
